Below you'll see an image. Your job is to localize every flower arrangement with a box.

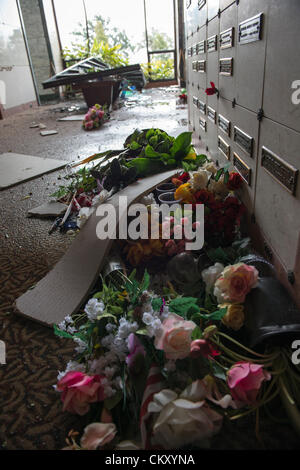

[83,104,106,131]
[54,252,300,450]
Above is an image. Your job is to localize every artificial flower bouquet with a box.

[82,103,107,131]
[122,163,245,267]
[54,247,300,450]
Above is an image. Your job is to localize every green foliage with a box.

[141,58,174,81]
[169,297,200,319]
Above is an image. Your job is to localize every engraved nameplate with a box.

[193,96,198,107]
[207,106,216,123]
[233,153,251,185]
[233,126,253,157]
[219,58,233,75]
[207,35,217,52]
[261,147,298,195]
[196,60,206,72]
[188,47,192,57]
[239,13,263,45]
[218,114,230,136]
[196,40,206,54]
[197,99,206,114]
[218,136,230,159]
[220,27,234,49]
[198,0,206,10]
[199,116,207,132]
[192,61,197,71]
[192,44,197,56]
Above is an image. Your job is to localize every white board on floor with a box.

[0,153,68,189]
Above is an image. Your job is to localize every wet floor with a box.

[0,86,188,258]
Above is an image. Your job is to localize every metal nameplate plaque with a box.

[233,153,251,185]
[261,146,298,195]
[192,44,197,56]
[218,114,230,136]
[196,40,206,55]
[199,117,207,132]
[192,61,197,71]
[220,27,234,49]
[188,47,192,57]
[219,58,233,75]
[207,35,217,52]
[193,96,198,107]
[207,106,216,123]
[218,136,230,160]
[233,126,253,157]
[197,99,206,114]
[196,60,206,72]
[198,0,206,10]
[239,13,263,44]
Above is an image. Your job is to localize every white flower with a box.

[92,190,109,207]
[203,161,218,175]
[73,337,88,354]
[143,311,154,326]
[190,170,211,191]
[213,285,226,304]
[67,326,77,334]
[77,207,92,228]
[105,322,116,333]
[201,263,224,293]
[65,315,73,324]
[84,298,105,322]
[208,175,229,199]
[139,192,156,206]
[58,321,66,331]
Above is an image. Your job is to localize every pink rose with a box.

[57,371,105,415]
[85,120,94,130]
[190,339,220,359]
[227,362,271,406]
[126,333,145,372]
[84,113,92,121]
[155,313,196,360]
[214,263,258,303]
[97,109,104,119]
[80,422,117,450]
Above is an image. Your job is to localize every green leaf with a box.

[140,269,150,292]
[200,307,227,321]
[211,361,227,381]
[53,324,73,339]
[169,297,200,317]
[152,297,163,312]
[130,141,141,150]
[97,312,117,322]
[170,132,192,158]
[136,328,148,336]
[144,145,161,158]
[215,168,224,182]
[191,326,203,341]
[224,170,229,184]
[126,158,163,177]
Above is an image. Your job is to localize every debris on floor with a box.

[27,201,68,218]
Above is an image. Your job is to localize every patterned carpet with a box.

[0,249,299,450]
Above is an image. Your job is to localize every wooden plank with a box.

[15,170,177,327]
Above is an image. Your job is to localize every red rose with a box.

[205,81,218,96]
[227,172,243,190]
[194,189,215,205]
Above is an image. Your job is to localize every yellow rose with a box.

[220,303,245,331]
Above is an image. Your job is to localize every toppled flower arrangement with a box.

[54,251,300,450]
[82,104,108,131]
[49,127,300,450]
[49,128,210,234]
